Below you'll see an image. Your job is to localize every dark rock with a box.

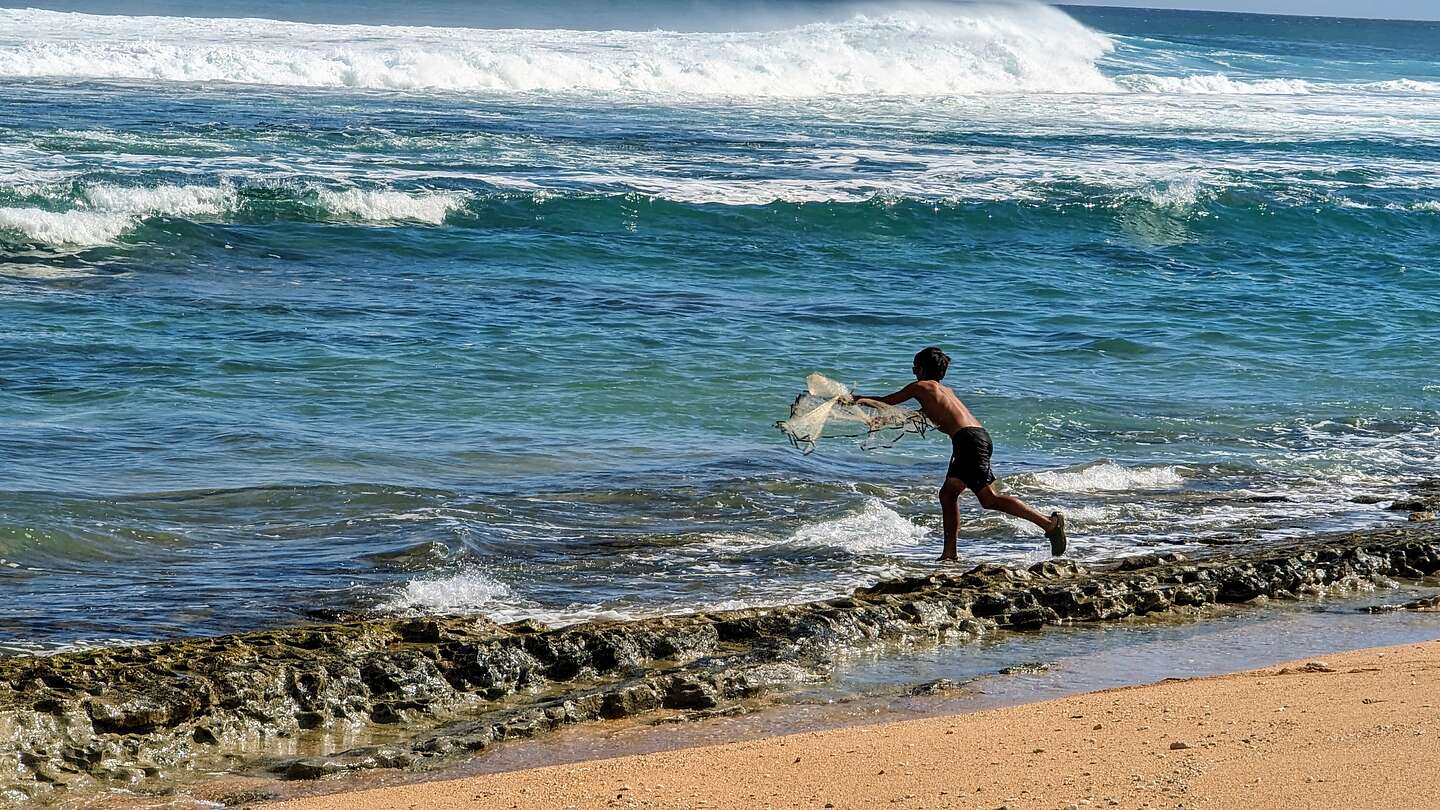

[1029,559,1088,579]
[217,789,279,806]
[504,618,552,635]
[999,607,1055,630]
[0,517,1436,797]
[906,678,969,696]
[599,685,661,719]
[1368,594,1440,613]
[285,758,347,780]
[999,662,1055,675]
[1114,552,1187,571]
[663,677,720,710]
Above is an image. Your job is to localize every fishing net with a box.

[776,373,932,453]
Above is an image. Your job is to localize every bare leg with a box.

[975,483,1055,532]
[938,477,966,561]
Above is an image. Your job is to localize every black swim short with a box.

[947,427,997,493]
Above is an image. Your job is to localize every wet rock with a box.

[285,758,348,780]
[999,662,1055,676]
[599,685,661,719]
[0,516,1436,797]
[1276,661,1336,675]
[906,678,968,696]
[1114,552,1187,572]
[1410,512,1436,522]
[503,618,552,635]
[663,677,720,710]
[217,789,279,806]
[1404,595,1440,611]
[1028,559,1088,579]
[1367,595,1440,613]
[999,607,1056,630]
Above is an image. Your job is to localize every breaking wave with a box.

[0,183,465,246]
[1025,462,1186,493]
[0,4,1118,97]
[316,189,466,225]
[0,208,133,246]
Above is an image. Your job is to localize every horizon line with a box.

[1053,2,1440,24]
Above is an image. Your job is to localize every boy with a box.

[852,347,1067,561]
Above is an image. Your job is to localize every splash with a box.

[783,498,929,552]
[384,569,515,614]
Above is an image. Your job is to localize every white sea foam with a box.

[0,4,1117,97]
[1118,74,1315,95]
[1412,201,1440,213]
[0,207,134,246]
[783,498,928,552]
[1026,462,1185,493]
[316,189,466,224]
[82,183,235,216]
[1117,74,1440,97]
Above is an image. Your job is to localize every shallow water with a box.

[1,0,1438,652]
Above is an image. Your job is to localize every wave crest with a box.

[0,183,464,246]
[317,189,466,225]
[0,207,134,246]
[0,4,1116,97]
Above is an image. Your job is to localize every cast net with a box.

[776,373,932,453]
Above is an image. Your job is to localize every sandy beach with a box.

[271,639,1440,810]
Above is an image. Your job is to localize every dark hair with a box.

[913,346,950,380]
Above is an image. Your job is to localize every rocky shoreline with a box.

[2,484,1438,804]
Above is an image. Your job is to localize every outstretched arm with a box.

[851,382,918,407]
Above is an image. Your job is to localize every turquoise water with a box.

[1,1,1437,653]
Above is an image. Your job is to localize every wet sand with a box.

[271,639,1440,810]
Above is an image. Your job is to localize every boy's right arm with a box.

[851,383,918,407]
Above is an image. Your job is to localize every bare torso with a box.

[904,380,981,436]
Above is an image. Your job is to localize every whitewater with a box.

[1,0,1438,653]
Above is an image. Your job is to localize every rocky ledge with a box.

[2,500,1439,802]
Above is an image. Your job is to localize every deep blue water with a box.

[1,0,1437,653]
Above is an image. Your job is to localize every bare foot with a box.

[937,554,958,563]
[1045,511,1067,556]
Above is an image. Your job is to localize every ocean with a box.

[1,0,1437,655]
